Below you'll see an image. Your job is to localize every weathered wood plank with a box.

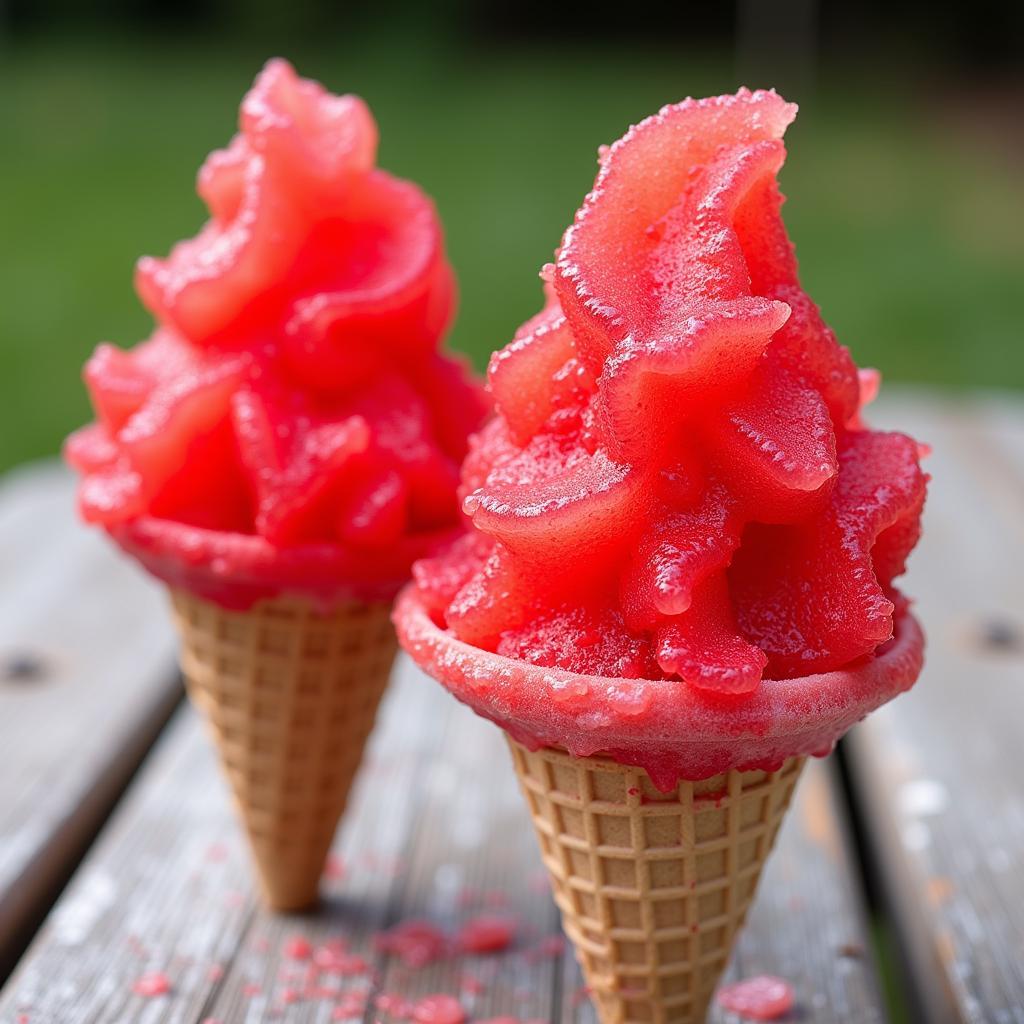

[0,658,446,1023]
[355,701,563,1023]
[201,663,449,1024]
[560,759,884,1024]
[0,655,883,1024]
[0,462,179,975]
[846,392,1024,1024]
[0,671,880,1024]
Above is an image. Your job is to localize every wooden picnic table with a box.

[0,389,1021,1024]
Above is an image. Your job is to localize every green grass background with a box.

[2,34,1021,471]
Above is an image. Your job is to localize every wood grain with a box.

[0,657,885,1023]
[0,462,179,975]
[0,659,446,1024]
[356,697,563,1024]
[845,392,1024,1024]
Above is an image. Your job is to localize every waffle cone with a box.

[171,590,397,911]
[507,739,804,1024]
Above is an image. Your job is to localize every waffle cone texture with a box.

[508,739,804,1024]
[171,590,397,911]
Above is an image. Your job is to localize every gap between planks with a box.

[0,660,569,1024]
[0,660,883,1023]
[845,390,1024,1024]
[0,462,181,979]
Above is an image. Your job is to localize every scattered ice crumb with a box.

[457,915,517,953]
[324,853,346,880]
[332,989,369,1020]
[374,919,449,967]
[411,994,466,1024]
[716,975,794,1020]
[284,935,313,961]
[132,972,172,998]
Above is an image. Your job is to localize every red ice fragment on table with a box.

[411,994,466,1024]
[132,972,172,997]
[323,853,346,880]
[374,919,449,967]
[284,935,313,960]
[332,990,369,1019]
[456,915,517,953]
[716,975,794,1020]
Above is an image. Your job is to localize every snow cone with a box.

[65,60,488,910]
[395,89,926,1022]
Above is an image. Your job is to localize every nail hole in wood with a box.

[976,619,1023,654]
[2,652,48,683]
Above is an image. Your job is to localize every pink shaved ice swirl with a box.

[65,59,489,609]
[405,89,927,701]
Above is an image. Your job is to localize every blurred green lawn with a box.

[2,34,1021,471]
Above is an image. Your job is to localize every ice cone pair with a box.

[171,590,397,910]
[508,740,804,1024]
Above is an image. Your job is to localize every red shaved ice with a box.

[65,59,488,609]
[411,995,466,1024]
[395,88,926,784]
[716,975,795,1020]
[456,915,517,953]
